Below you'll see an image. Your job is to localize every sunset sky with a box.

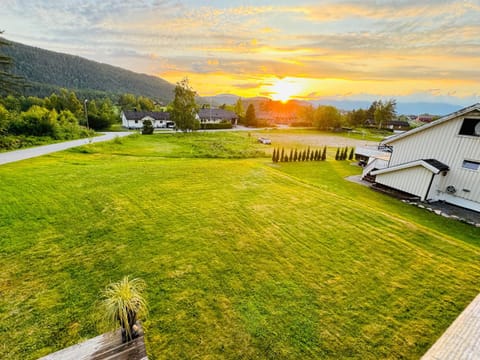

[1,0,479,104]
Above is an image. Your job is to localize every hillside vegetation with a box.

[0,132,479,359]
[1,38,175,101]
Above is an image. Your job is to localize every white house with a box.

[121,110,175,129]
[370,103,480,212]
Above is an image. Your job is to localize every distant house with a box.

[386,120,410,131]
[121,110,174,129]
[197,108,238,125]
[416,115,436,123]
[369,103,480,212]
[256,111,276,126]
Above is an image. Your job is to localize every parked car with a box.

[258,137,272,145]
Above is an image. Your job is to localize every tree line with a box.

[299,99,397,130]
[0,90,120,149]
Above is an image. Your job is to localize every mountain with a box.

[310,99,463,116]
[211,94,464,116]
[205,94,240,106]
[1,38,175,101]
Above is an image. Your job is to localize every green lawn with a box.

[0,132,479,359]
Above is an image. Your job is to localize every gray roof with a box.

[355,146,390,158]
[423,159,449,172]
[372,158,449,176]
[198,108,238,120]
[123,110,170,121]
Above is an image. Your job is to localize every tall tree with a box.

[347,108,367,127]
[0,33,23,95]
[314,105,342,130]
[245,104,256,127]
[118,93,138,110]
[137,96,155,111]
[171,78,198,131]
[300,105,315,126]
[369,99,397,128]
[234,98,244,117]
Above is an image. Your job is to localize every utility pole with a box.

[84,99,89,129]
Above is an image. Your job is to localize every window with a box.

[459,118,480,136]
[462,160,480,171]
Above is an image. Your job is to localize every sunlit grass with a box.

[0,132,478,359]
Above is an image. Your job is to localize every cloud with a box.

[2,0,479,101]
[233,82,263,90]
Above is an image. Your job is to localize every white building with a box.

[121,110,174,129]
[370,103,480,212]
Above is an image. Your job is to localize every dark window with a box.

[462,160,480,170]
[459,118,480,136]
[135,120,138,124]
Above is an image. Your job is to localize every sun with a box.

[269,77,303,102]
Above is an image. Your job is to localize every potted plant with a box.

[102,276,148,342]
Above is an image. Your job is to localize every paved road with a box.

[0,132,132,166]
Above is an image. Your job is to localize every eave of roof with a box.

[122,110,170,120]
[355,146,390,158]
[371,159,449,176]
[198,108,237,119]
[380,103,480,145]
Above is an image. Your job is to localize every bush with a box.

[200,122,233,130]
[88,113,114,131]
[290,121,312,127]
[142,119,154,135]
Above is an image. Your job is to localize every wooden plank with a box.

[422,293,480,360]
[39,327,147,360]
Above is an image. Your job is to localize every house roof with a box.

[387,120,410,127]
[198,108,238,120]
[123,110,170,121]
[380,103,480,145]
[371,158,449,176]
[355,146,391,159]
[423,159,450,172]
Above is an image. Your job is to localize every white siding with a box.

[376,166,433,201]
[362,157,389,178]
[126,120,143,129]
[387,113,480,206]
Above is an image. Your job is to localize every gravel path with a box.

[263,132,378,148]
[0,132,132,166]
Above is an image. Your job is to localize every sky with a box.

[1,0,480,105]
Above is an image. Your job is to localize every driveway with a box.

[0,132,132,166]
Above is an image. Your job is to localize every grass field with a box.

[0,131,479,359]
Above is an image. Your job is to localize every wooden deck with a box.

[39,327,147,360]
[422,293,480,360]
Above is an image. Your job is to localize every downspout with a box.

[424,173,436,202]
[387,145,393,167]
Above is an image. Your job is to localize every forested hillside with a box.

[1,38,175,102]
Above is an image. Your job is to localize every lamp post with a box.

[84,99,89,129]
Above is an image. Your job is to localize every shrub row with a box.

[272,146,327,163]
[200,122,233,130]
[335,147,355,161]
